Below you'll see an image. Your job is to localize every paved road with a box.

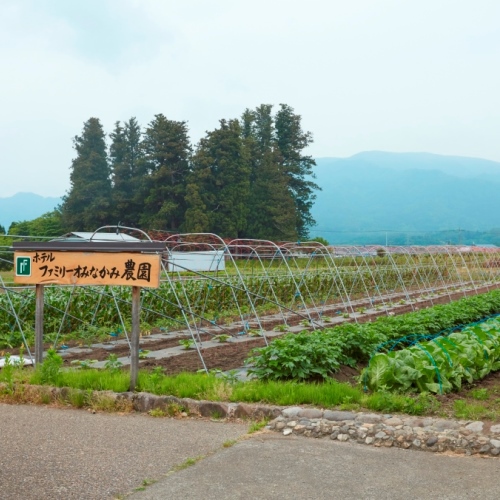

[132,433,500,500]
[0,403,247,499]
[2,404,500,499]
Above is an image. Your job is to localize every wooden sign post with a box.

[13,241,164,391]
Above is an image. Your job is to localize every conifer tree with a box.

[185,119,250,237]
[140,114,191,230]
[241,105,298,240]
[61,117,112,231]
[109,117,144,226]
[275,104,320,239]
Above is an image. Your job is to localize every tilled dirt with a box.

[139,338,268,375]
[5,282,500,377]
[59,333,214,364]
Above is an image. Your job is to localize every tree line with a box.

[56,104,319,241]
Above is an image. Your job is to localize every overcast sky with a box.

[1,0,499,198]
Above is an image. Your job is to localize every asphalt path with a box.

[2,403,500,499]
[0,403,247,499]
[133,433,500,500]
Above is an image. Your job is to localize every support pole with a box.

[35,284,44,366]
[129,286,141,391]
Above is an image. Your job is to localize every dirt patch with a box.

[331,365,363,384]
[60,333,214,364]
[139,338,267,375]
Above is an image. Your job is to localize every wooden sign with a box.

[14,251,161,288]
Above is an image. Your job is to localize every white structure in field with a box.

[166,250,225,272]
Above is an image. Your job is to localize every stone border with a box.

[7,384,500,456]
[79,390,500,457]
[267,407,500,457]
[116,391,283,420]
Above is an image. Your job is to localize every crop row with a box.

[247,290,500,382]
[362,317,500,393]
[0,265,452,337]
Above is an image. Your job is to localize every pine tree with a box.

[245,148,298,241]
[241,105,298,240]
[183,183,210,233]
[275,104,320,239]
[61,117,112,231]
[110,117,144,226]
[140,114,191,230]
[185,119,250,238]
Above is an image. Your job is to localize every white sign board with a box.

[167,251,225,272]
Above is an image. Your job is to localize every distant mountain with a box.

[0,193,61,231]
[4,152,500,245]
[310,152,500,244]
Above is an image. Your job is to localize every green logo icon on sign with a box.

[16,256,32,277]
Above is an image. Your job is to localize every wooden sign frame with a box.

[14,251,161,288]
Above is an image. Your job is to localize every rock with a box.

[298,408,323,419]
[356,413,382,424]
[383,417,403,426]
[405,418,424,427]
[283,428,293,436]
[133,392,160,412]
[282,407,302,418]
[198,401,228,418]
[257,406,283,419]
[490,439,500,448]
[465,421,484,433]
[233,403,255,419]
[426,436,438,447]
[323,410,356,421]
[255,406,498,456]
[431,419,460,431]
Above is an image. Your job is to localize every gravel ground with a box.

[0,403,248,499]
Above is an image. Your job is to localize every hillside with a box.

[311,152,500,244]
[0,193,61,231]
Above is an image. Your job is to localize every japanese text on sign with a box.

[14,251,161,288]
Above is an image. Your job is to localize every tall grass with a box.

[230,380,363,407]
[0,366,437,416]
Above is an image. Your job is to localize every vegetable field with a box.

[2,234,500,387]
